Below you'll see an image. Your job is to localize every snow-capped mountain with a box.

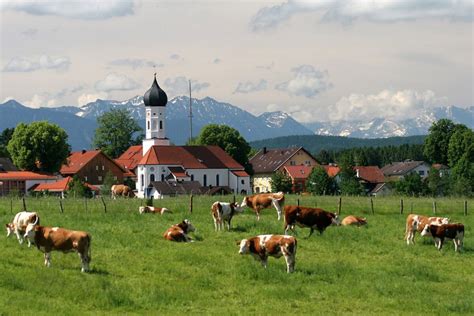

[258,111,314,135]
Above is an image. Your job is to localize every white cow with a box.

[5,211,40,247]
[211,202,244,231]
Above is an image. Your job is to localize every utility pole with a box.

[189,80,193,143]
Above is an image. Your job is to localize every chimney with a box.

[263,147,267,154]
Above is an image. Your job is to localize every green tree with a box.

[67,176,92,198]
[338,162,364,196]
[195,124,251,169]
[316,149,334,165]
[101,171,118,196]
[0,128,14,157]
[270,171,293,193]
[423,119,461,164]
[306,166,335,195]
[426,167,449,197]
[395,172,426,196]
[7,121,70,172]
[93,109,142,158]
[448,127,473,168]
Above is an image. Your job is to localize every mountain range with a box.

[0,96,472,150]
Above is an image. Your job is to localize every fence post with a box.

[432,200,437,214]
[59,199,64,213]
[189,194,193,214]
[297,198,300,206]
[370,198,374,215]
[101,197,107,213]
[338,197,342,215]
[22,197,27,211]
[10,198,13,214]
[464,200,468,216]
[150,196,154,207]
[400,198,404,215]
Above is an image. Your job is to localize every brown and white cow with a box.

[5,211,40,247]
[24,225,91,272]
[241,192,285,221]
[163,219,196,242]
[139,206,170,215]
[237,234,297,273]
[421,223,464,252]
[404,214,449,245]
[341,215,367,227]
[284,205,340,237]
[111,184,134,198]
[211,201,244,231]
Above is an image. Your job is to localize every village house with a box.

[382,160,431,181]
[249,147,318,193]
[354,166,386,195]
[33,176,99,198]
[60,150,125,186]
[0,171,57,196]
[282,165,314,193]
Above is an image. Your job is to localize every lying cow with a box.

[24,225,91,272]
[5,211,40,247]
[421,223,464,252]
[241,192,285,221]
[211,201,244,231]
[163,219,196,242]
[111,184,134,198]
[341,215,367,227]
[238,234,297,273]
[139,206,170,215]
[284,205,340,237]
[404,214,449,245]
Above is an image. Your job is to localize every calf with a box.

[24,225,91,272]
[421,223,464,252]
[5,211,40,247]
[211,201,244,231]
[238,234,297,273]
[241,192,285,221]
[139,206,170,215]
[404,214,449,245]
[284,205,340,237]
[341,215,367,227]
[163,219,196,242]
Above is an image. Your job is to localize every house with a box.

[432,163,450,177]
[249,147,318,193]
[370,183,392,197]
[283,165,314,193]
[60,150,125,186]
[33,176,99,198]
[354,166,386,195]
[0,158,17,171]
[382,160,431,181]
[148,181,205,199]
[322,164,341,178]
[121,74,251,198]
[0,171,57,196]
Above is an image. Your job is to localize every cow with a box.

[404,214,449,245]
[111,184,134,198]
[237,234,297,273]
[341,215,367,227]
[420,223,464,252]
[24,225,91,272]
[284,205,340,237]
[211,201,244,231]
[5,211,40,247]
[163,219,196,242]
[241,192,285,221]
[139,206,170,215]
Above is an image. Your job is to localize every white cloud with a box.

[276,65,332,98]
[2,55,70,72]
[164,76,210,96]
[94,73,140,92]
[329,89,448,122]
[234,79,267,94]
[1,0,134,20]
[251,0,473,31]
[77,92,108,106]
[109,58,162,70]
[23,93,57,108]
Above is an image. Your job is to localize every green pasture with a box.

[0,195,473,315]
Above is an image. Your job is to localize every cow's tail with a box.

[86,234,92,262]
[274,192,285,202]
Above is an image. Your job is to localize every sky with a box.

[0,0,472,124]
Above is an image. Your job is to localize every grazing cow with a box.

[241,192,285,221]
[404,214,449,245]
[341,215,367,227]
[24,225,91,272]
[211,201,244,231]
[139,206,170,215]
[237,234,297,273]
[163,219,196,242]
[284,205,340,237]
[421,223,464,252]
[111,184,134,198]
[5,211,40,247]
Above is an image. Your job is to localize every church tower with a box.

[142,74,169,155]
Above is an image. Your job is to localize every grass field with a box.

[0,195,473,315]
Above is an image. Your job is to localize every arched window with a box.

[191,174,194,181]
[150,174,155,182]
[161,174,164,182]
[159,120,163,130]
[140,174,144,188]
[203,174,207,186]
[216,174,220,186]
[147,121,150,130]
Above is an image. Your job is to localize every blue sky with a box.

[1,0,472,123]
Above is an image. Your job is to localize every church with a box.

[116,75,251,198]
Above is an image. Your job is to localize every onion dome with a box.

[144,74,168,107]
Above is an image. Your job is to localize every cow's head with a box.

[441,217,449,225]
[5,223,14,237]
[183,219,196,233]
[240,196,249,208]
[139,206,147,214]
[332,213,341,226]
[231,203,244,213]
[420,224,431,237]
[238,239,250,255]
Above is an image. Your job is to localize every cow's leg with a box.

[307,228,314,239]
[255,207,261,221]
[283,254,295,273]
[213,217,218,231]
[15,229,24,244]
[260,256,268,269]
[453,239,459,252]
[436,238,444,251]
[271,200,282,220]
[80,252,89,272]
[44,252,51,267]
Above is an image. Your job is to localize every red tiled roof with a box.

[85,183,100,192]
[168,166,188,178]
[284,165,313,179]
[60,150,101,174]
[115,145,143,175]
[432,163,449,170]
[250,147,301,174]
[322,165,340,177]
[354,166,385,183]
[232,170,249,177]
[139,145,244,169]
[0,171,57,181]
[34,177,72,191]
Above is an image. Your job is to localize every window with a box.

[216,174,220,186]
[305,160,311,165]
[150,174,155,182]
[290,161,296,166]
[102,166,105,171]
[161,174,164,182]
[147,121,150,130]
[255,187,260,193]
[159,120,163,130]
[191,174,194,181]
[241,179,245,185]
[84,176,88,182]
[96,165,98,170]
[98,176,102,182]
[141,174,144,187]
[203,174,207,186]
[418,170,425,176]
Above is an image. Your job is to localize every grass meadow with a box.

[0,195,473,315]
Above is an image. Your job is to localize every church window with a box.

[147,121,150,130]
[160,120,163,130]
[150,174,155,182]
[203,174,207,186]
[216,174,220,186]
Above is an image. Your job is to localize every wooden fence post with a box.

[432,200,437,214]
[150,196,154,207]
[370,198,374,215]
[101,197,107,213]
[22,197,27,211]
[337,197,342,215]
[400,199,404,215]
[189,194,193,214]
[10,198,13,214]
[464,200,468,216]
[59,199,64,213]
[297,198,300,206]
